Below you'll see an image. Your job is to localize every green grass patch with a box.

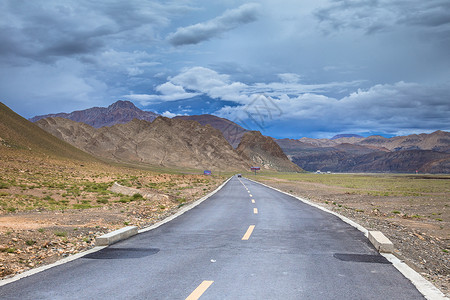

[72,203,93,209]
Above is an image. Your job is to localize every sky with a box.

[0,0,449,139]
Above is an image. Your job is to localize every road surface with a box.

[0,176,424,299]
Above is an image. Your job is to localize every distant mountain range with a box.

[25,100,450,174]
[276,131,450,173]
[22,101,296,172]
[330,134,364,140]
[30,100,159,128]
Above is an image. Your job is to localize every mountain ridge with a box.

[30,100,159,128]
[36,116,252,171]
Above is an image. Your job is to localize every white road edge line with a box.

[244,177,447,300]
[0,176,233,287]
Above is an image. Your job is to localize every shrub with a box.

[132,193,144,201]
[1,247,16,253]
[97,198,109,204]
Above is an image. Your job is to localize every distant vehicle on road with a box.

[237,174,242,177]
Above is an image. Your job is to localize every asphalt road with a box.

[0,176,424,299]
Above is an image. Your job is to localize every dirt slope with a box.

[0,102,98,163]
[174,114,247,148]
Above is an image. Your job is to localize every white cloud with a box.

[161,111,177,118]
[124,81,200,105]
[163,66,361,103]
[167,3,260,46]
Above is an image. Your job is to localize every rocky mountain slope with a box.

[237,131,303,172]
[36,116,251,171]
[174,114,247,148]
[30,100,158,128]
[278,131,450,173]
[0,102,98,162]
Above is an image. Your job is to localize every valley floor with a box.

[248,172,449,297]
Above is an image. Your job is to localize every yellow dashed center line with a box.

[249,194,253,197]
[253,208,258,214]
[186,281,214,300]
[242,225,255,240]
[251,199,255,203]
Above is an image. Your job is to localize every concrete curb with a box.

[244,177,448,300]
[368,231,394,253]
[95,226,138,246]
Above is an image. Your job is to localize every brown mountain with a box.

[356,131,450,152]
[174,114,247,148]
[0,102,98,162]
[237,132,303,172]
[301,131,450,152]
[30,100,159,128]
[277,131,450,173]
[36,116,250,171]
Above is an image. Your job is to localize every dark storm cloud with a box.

[315,0,450,37]
[167,3,260,46]
[0,0,182,64]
